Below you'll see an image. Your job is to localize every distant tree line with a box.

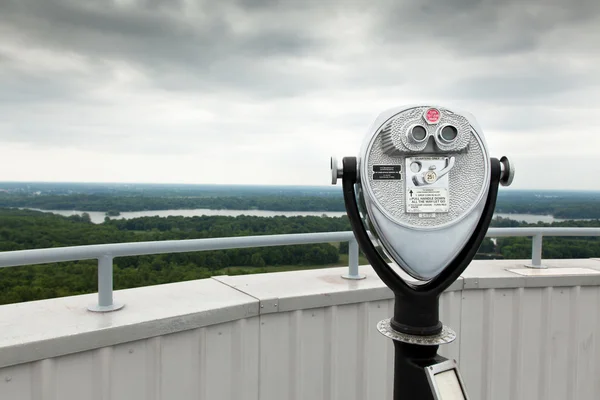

[0,194,346,212]
[0,182,342,198]
[494,190,600,219]
[3,189,600,218]
[0,209,599,305]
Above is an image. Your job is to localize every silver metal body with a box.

[357,105,491,280]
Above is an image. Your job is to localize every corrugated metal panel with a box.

[0,318,259,400]
[258,300,395,400]
[439,289,463,363]
[258,291,462,400]
[459,285,600,400]
[1,285,599,400]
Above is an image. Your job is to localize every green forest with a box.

[1,208,599,305]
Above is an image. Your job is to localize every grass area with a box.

[213,253,369,275]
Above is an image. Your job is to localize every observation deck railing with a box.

[0,228,599,311]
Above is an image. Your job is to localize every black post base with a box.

[393,342,448,400]
[391,294,442,336]
[390,295,448,399]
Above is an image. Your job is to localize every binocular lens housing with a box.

[438,125,458,143]
[410,125,428,142]
[406,124,460,148]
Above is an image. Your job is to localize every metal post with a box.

[529,234,545,269]
[88,255,124,312]
[342,239,366,280]
[393,342,446,400]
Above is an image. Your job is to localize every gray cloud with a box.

[1,2,408,100]
[0,0,599,188]
[0,0,319,70]
[3,0,598,98]
[0,69,93,104]
[377,0,600,56]
[445,69,598,102]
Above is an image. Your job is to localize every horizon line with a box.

[0,181,599,192]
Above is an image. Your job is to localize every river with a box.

[22,208,581,225]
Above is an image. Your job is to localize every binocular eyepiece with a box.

[407,124,458,145]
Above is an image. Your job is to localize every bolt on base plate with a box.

[377,318,456,345]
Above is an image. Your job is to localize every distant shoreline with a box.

[1,182,599,192]
[2,184,599,220]
[13,207,595,225]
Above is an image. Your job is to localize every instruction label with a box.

[373,165,401,172]
[373,172,402,180]
[406,188,449,213]
[372,165,402,180]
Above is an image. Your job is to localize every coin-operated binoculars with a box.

[331,105,514,400]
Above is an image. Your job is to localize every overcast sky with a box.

[1,0,599,190]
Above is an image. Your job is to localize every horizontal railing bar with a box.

[0,228,599,269]
[0,231,356,268]
[486,227,600,237]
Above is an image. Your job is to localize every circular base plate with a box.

[377,318,456,345]
[87,303,125,313]
[341,273,367,280]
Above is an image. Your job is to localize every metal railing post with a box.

[88,255,124,312]
[528,234,546,269]
[342,239,366,280]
